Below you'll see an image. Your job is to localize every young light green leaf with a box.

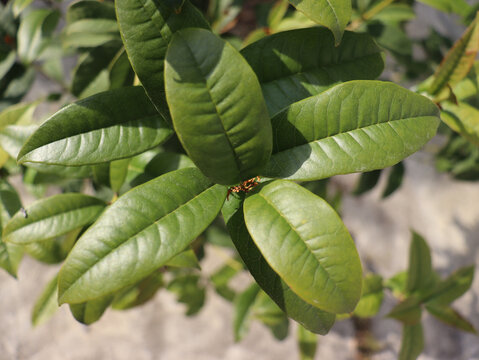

[234,282,261,342]
[399,323,424,360]
[69,294,114,325]
[429,12,479,95]
[423,266,475,306]
[288,0,352,45]
[407,231,434,293]
[31,274,59,326]
[165,28,272,185]
[387,296,422,325]
[17,9,60,64]
[58,168,227,304]
[222,195,336,334]
[3,194,105,245]
[261,81,440,181]
[425,304,477,334]
[17,87,173,166]
[354,274,384,318]
[116,0,209,118]
[241,28,384,116]
[0,101,38,130]
[441,102,479,147]
[297,325,318,360]
[244,180,362,314]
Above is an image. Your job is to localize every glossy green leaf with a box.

[0,180,23,277]
[354,274,384,318]
[112,270,163,310]
[222,196,336,335]
[71,41,122,98]
[441,101,479,147]
[223,195,336,334]
[423,266,475,306]
[17,9,60,64]
[425,304,477,334]
[261,81,440,181]
[407,231,434,293]
[167,273,205,316]
[3,194,105,245]
[288,0,351,45]
[387,296,422,325]
[116,0,209,118]
[17,87,173,166]
[353,170,382,196]
[429,12,479,95]
[69,294,114,325]
[382,162,405,198]
[399,323,424,360]
[165,28,272,185]
[244,180,362,313]
[58,168,227,304]
[297,325,318,360]
[234,282,261,342]
[31,274,59,326]
[164,248,199,269]
[241,28,384,116]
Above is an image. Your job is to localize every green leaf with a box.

[3,194,105,245]
[354,274,384,318]
[23,228,81,264]
[429,12,479,96]
[268,0,289,30]
[17,9,60,64]
[288,0,351,45]
[0,125,36,159]
[110,158,130,193]
[261,81,440,181]
[210,262,240,301]
[252,291,290,340]
[66,0,116,23]
[31,274,59,326]
[234,282,261,341]
[387,296,422,325]
[417,0,470,16]
[165,28,272,185]
[0,101,38,130]
[116,0,209,118]
[71,41,122,98]
[385,271,408,297]
[0,180,23,277]
[0,65,35,113]
[167,273,205,316]
[241,28,384,116]
[297,325,318,360]
[164,248,199,269]
[382,162,404,198]
[12,0,34,17]
[244,180,362,313]
[69,295,114,325]
[109,48,135,90]
[353,170,382,196]
[407,231,434,293]
[441,101,479,147]
[17,87,173,166]
[423,266,475,306]
[222,195,336,334]
[112,270,163,310]
[0,51,16,81]
[399,323,424,360]
[58,167,227,304]
[425,304,477,334]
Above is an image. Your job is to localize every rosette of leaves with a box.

[2,0,441,336]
